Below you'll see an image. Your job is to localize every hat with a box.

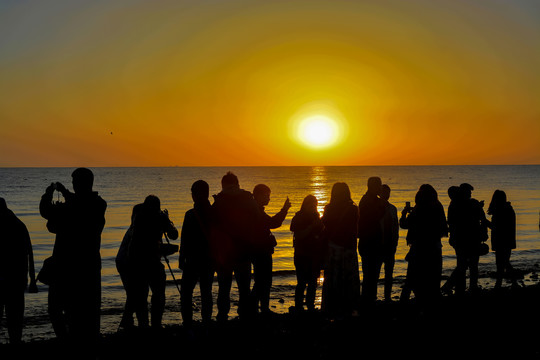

[459,183,474,191]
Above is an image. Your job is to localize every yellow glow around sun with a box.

[297,115,340,148]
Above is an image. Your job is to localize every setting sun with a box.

[298,115,340,149]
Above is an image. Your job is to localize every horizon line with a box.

[2,164,540,169]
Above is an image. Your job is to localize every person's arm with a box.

[399,209,411,229]
[178,211,192,270]
[439,204,449,238]
[39,183,56,220]
[391,206,400,247]
[162,210,179,240]
[266,197,291,229]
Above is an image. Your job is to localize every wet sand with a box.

[4,283,540,359]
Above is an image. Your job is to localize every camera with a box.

[160,209,174,226]
[51,182,64,192]
[404,201,412,213]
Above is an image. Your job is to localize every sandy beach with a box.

[3,283,539,359]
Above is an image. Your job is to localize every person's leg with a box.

[306,274,318,311]
[294,255,308,311]
[469,254,479,292]
[48,283,68,338]
[199,267,214,323]
[361,255,382,304]
[251,255,261,311]
[180,265,198,327]
[234,260,252,319]
[454,252,467,295]
[216,268,232,322]
[495,250,504,287]
[119,270,135,328]
[258,253,273,313]
[384,254,396,301]
[5,286,25,344]
[149,264,166,328]
[129,268,150,328]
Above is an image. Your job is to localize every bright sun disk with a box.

[297,115,340,149]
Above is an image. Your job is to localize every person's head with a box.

[488,189,507,215]
[0,197,7,213]
[381,184,391,201]
[300,194,318,213]
[253,184,271,207]
[131,203,144,223]
[191,180,209,204]
[367,176,382,195]
[416,184,438,206]
[330,182,352,205]
[221,172,239,190]
[143,195,161,213]
[459,183,474,200]
[448,186,460,201]
[72,167,94,194]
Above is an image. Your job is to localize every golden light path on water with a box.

[310,166,329,295]
[311,166,329,216]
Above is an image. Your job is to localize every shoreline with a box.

[3,283,540,358]
[2,264,539,343]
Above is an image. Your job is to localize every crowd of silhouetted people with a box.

[0,167,530,349]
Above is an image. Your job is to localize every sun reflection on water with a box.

[310,166,328,215]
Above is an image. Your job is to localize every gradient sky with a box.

[1,0,539,166]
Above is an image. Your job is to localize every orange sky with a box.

[1,1,539,166]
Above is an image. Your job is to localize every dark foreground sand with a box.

[3,284,540,359]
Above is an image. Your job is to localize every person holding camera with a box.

[127,195,178,330]
[39,168,107,350]
[250,184,291,316]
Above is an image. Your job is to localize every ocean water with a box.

[1,166,540,343]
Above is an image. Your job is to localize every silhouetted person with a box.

[447,183,487,295]
[210,172,258,322]
[250,184,291,316]
[291,195,324,313]
[380,184,399,302]
[399,184,448,310]
[115,203,143,331]
[179,180,214,328]
[357,176,386,304]
[0,198,37,344]
[486,190,517,288]
[321,182,361,318]
[39,168,106,350]
[127,195,178,329]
